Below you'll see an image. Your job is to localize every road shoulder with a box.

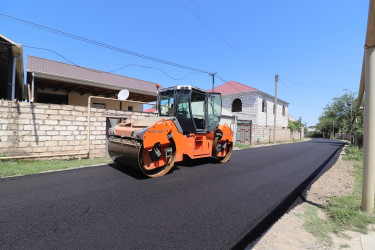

[251,146,375,250]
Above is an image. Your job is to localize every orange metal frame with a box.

[114,119,233,170]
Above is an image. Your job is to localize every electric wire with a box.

[8,41,204,80]
[182,2,356,91]
[109,64,201,80]
[281,76,357,90]
[178,0,262,71]
[0,13,210,74]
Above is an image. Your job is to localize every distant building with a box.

[210,81,289,144]
[0,34,24,101]
[26,56,160,111]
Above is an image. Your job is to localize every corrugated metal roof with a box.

[27,56,160,94]
[208,81,257,95]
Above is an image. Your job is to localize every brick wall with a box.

[0,100,156,158]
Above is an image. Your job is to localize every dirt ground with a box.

[250,146,374,250]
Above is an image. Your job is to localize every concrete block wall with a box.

[252,125,301,144]
[221,92,258,122]
[257,93,288,128]
[0,100,156,158]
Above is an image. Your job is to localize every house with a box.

[0,34,24,101]
[210,81,290,144]
[26,56,160,111]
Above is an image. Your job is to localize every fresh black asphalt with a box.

[0,139,344,249]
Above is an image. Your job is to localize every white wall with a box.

[257,93,288,127]
[221,91,258,122]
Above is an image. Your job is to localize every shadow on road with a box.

[108,163,149,180]
[108,156,219,179]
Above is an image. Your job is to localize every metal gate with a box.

[236,120,252,144]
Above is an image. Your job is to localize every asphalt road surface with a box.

[0,139,344,249]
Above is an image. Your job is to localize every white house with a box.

[211,81,290,144]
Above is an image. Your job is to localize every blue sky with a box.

[1,1,368,126]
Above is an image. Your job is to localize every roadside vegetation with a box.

[0,158,112,178]
[312,93,363,147]
[234,143,252,149]
[302,145,375,245]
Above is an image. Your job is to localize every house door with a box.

[236,120,252,144]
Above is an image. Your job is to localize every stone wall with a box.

[252,125,302,144]
[0,100,156,158]
[221,92,258,122]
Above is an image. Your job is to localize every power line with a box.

[0,13,210,74]
[288,103,324,110]
[281,76,357,90]
[19,42,204,80]
[189,0,265,72]
[178,0,262,72]
[180,3,357,91]
[216,74,228,83]
[109,64,201,80]
[280,78,336,95]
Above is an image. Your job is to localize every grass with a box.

[343,146,363,161]
[234,143,253,149]
[0,158,112,178]
[340,243,350,248]
[302,145,375,245]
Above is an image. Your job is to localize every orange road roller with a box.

[108,85,233,177]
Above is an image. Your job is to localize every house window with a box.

[93,103,106,109]
[128,106,133,111]
[262,99,266,112]
[282,105,286,116]
[232,98,242,112]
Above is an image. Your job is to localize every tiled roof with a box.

[27,56,160,94]
[143,108,156,113]
[208,81,257,95]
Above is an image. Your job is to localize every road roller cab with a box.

[108,85,233,177]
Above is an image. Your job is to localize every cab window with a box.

[159,90,175,116]
[191,90,206,130]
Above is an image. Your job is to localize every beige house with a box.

[26,56,160,110]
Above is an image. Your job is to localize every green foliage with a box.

[343,145,363,161]
[303,146,375,244]
[339,243,350,248]
[315,93,363,146]
[234,143,252,149]
[303,205,336,245]
[288,120,302,132]
[0,158,112,178]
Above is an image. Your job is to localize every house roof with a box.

[208,81,257,95]
[143,108,156,113]
[27,56,160,96]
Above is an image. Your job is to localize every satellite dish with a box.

[118,89,129,100]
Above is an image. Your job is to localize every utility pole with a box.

[362,46,375,214]
[299,116,302,140]
[344,89,353,143]
[273,74,278,143]
[210,73,216,92]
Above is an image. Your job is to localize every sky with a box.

[1,1,369,126]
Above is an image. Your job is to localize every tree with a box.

[288,120,301,132]
[316,92,364,145]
